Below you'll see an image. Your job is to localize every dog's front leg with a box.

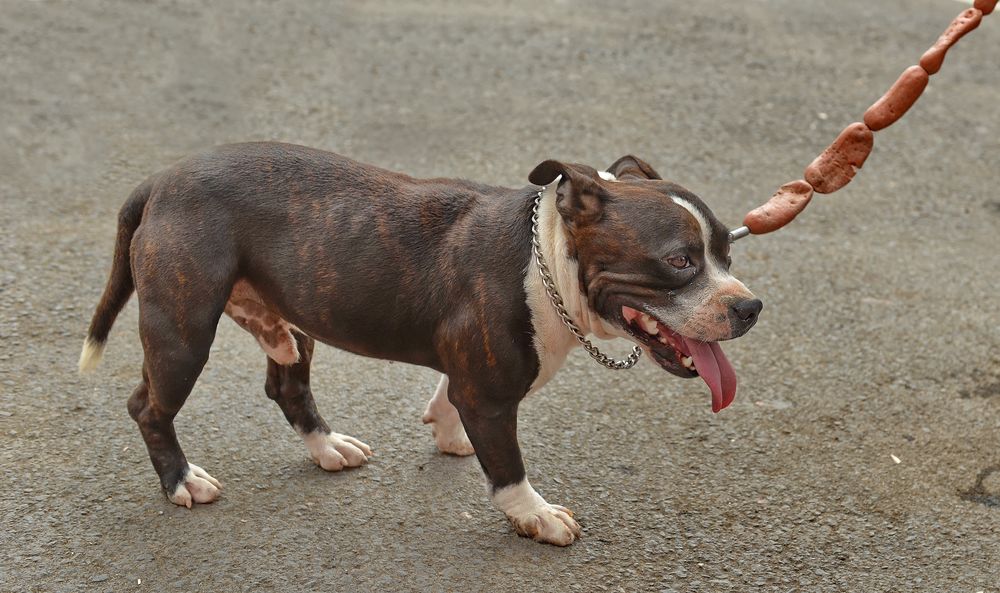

[421,375,475,456]
[448,376,581,546]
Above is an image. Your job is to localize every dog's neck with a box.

[536,184,616,338]
[525,184,624,390]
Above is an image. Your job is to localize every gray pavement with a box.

[1,1,998,591]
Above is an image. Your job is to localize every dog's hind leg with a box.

[128,286,228,507]
[126,217,242,508]
[421,375,475,456]
[264,330,372,471]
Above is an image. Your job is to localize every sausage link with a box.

[740,6,989,235]
[804,123,874,194]
[744,180,814,234]
[920,8,983,75]
[863,65,930,131]
[974,0,997,16]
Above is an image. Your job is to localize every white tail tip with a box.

[78,338,105,373]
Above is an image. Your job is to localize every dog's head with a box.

[529,155,762,412]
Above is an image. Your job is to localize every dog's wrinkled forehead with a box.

[600,180,730,262]
[528,156,730,262]
[663,189,731,261]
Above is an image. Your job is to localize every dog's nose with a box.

[730,298,763,324]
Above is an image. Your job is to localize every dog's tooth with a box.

[682,356,694,369]
[639,314,659,335]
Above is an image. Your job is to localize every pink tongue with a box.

[682,338,738,413]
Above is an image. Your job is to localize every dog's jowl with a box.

[79,143,761,546]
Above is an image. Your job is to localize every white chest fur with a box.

[524,186,577,393]
[522,184,626,394]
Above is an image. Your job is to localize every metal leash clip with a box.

[728,226,750,243]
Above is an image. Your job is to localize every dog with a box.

[79,142,761,546]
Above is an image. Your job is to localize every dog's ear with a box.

[529,160,606,225]
[605,155,662,181]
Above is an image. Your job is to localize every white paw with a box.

[492,479,582,546]
[168,463,222,508]
[302,431,373,471]
[421,410,475,456]
[508,503,581,546]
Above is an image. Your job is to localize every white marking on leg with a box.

[492,479,581,546]
[421,375,475,456]
[78,337,105,373]
[300,430,373,471]
[167,463,222,508]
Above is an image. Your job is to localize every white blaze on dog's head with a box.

[646,196,757,342]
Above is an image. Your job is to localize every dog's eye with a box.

[666,255,690,269]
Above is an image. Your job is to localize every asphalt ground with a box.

[1,0,998,591]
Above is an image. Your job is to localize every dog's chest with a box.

[524,266,576,394]
[522,191,579,394]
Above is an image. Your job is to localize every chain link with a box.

[531,191,641,370]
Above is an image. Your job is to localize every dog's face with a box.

[529,156,762,412]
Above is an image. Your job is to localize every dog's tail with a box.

[79,178,153,373]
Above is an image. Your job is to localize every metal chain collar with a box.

[530,190,642,370]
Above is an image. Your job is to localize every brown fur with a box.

[82,143,760,521]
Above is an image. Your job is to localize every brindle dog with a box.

[80,142,761,546]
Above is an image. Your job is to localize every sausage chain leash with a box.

[728,0,996,243]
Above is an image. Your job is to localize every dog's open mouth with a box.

[621,306,737,413]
